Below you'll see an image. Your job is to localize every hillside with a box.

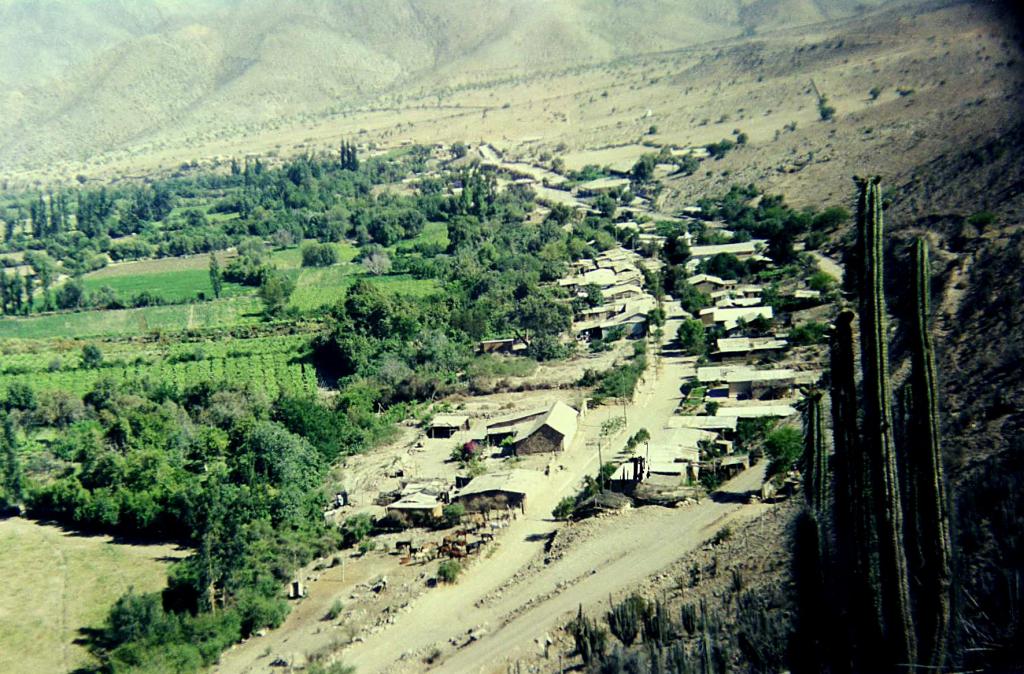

[0,0,890,174]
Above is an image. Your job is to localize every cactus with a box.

[607,594,644,646]
[855,176,916,667]
[641,598,674,645]
[906,238,953,668]
[830,308,884,661]
[802,389,828,515]
[570,605,607,665]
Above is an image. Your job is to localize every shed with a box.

[477,338,528,355]
[428,414,471,439]
[513,401,579,455]
[453,469,541,513]
[724,369,796,400]
[385,492,444,527]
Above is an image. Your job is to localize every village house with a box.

[687,273,737,294]
[714,403,798,418]
[711,336,790,363]
[699,305,774,332]
[724,369,796,400]
[452,469,542,513]
[384,491,444,527]
[688,239,768,263]
[483,401,580,455]
[427,414,471,439]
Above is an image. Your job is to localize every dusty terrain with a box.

[214,308,775,674]
[0,518,187,674]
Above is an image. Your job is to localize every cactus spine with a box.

[906,238,952,668]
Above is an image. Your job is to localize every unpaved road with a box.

[215,308,769,674]
[810,251,844,282]
[435,465,768,673]
[338,311,769,674]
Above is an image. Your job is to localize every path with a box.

[809,251,844,282]
[338,310,761,674]
[436,465,768,673]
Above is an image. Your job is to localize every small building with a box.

[715,404,798,418]
[288,581,307,599]
[428,414,471,439]
[724,369,796,400]
[712,337,789,363]
[700,306,774,332]
[453,469,541,513]
[686,274,737,294]
[477,338,528,355]
[688,240,768,262]
[511,401,579,455]
[603,283,646,302]
[385,492,444,527]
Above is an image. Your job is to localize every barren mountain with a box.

[0,0,889,172]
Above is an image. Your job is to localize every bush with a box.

[323,599,344,621]
[553,496,576,520]
[341,513,374,546]
[764,426,803,476]
[437,560,461,583]
[301,242,339,267]
[442,503,465,527]
[789,321,829,346]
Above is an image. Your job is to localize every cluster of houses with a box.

[606,263,824,496]
[559,247,662,341]
[382,401,582,529]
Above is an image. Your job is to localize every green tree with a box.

[631,154,657,182]
[764,426,803,476]
[209,253,223,299]
[258,271,295,318]
[81,344,103,369]
[677,319,707,355]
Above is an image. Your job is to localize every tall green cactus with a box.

[829,309,883,665]
[906,238,952,668]
[802,390,828,515]
[855,176,916,667]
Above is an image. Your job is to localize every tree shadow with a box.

[709,489,755,504]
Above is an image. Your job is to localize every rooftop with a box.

[715,404,798,418]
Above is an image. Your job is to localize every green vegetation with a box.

[437,560,461,584]
[788,321,829,346]
[764,426,803,475]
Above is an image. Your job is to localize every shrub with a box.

[967,210,996,229]
[442,503,465,528]
[341,513,373,546]
[789,321,829,346]
[437,560,461,583]
[764,426,803,475]
[301,242,339,267]
[553,496,576,520]
[323,599,343,621]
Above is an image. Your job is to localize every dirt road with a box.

[337,311,768,673]
[435,465,768,673]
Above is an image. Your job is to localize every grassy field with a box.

[289,268,439,311]
[0,518,185,674]
[0,297,262,340]
[82,268,249,303]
